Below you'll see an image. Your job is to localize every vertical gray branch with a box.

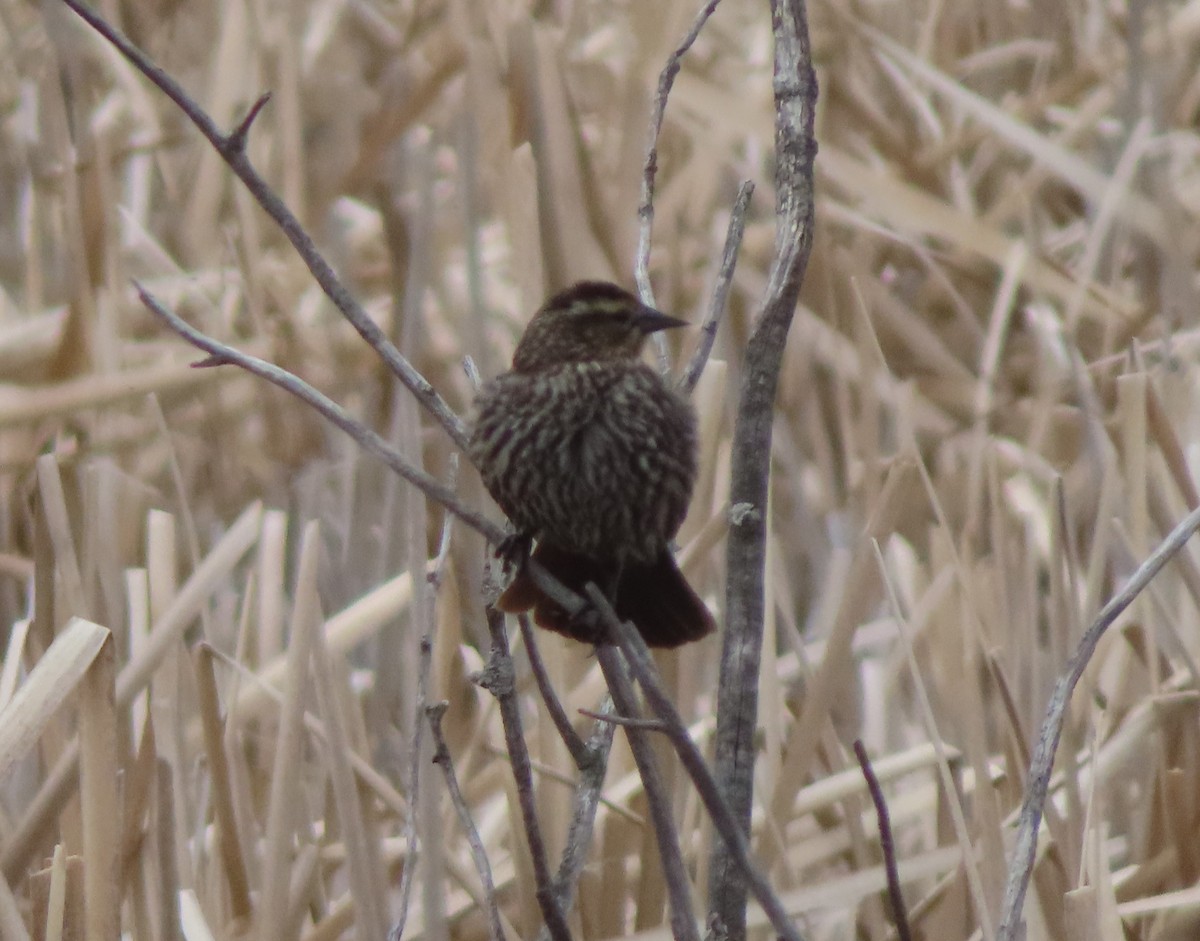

[708,1,817,938]
[477,608,574,941]
[595,646,701,941]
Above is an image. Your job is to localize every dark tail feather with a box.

[497,544,715,648]
[616,551,716,648]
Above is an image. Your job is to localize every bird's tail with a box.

[497,544,716,648]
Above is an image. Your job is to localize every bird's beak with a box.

[633,307,689,334]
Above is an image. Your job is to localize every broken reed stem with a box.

[259,522,322,941]
[79,635,119,941]
[193,645,253,920]
[311,624,389,941]
[2,505,263,882]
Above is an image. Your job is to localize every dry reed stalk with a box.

[0,619,109,784]
[312,621,390,941]
[8,0,1200,938]
[78,634,118,941]
[259,520,322,941]
[150,759,180,941]
[192,645,253,920]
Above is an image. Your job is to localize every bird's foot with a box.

[495,531,533,572]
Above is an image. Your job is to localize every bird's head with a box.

[511,281,687,373]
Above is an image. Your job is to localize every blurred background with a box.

[3,0,1200,939]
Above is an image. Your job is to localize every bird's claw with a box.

[495,532,533,571]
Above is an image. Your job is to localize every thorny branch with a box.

[710,0,817,936]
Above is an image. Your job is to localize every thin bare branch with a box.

[136,284,497,543]
[60,0,469,449]
[636,0,730,370]
[577,708,669,732]
[594,644,701,941]
[389,631,434,941]
[996,501,1200,939]
[426,702,505,941]
[476,608,574,941]
[852,741,912,941]
[586,586,805,941]
[516,614,591,767]
[636,0,729,306]
[679,181,755,395]
[541,703,617,939]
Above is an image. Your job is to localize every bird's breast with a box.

[469,362,698,562]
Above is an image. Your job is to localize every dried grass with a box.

[3,0,1200,939]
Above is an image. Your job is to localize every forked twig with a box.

[594,645,701,941]
[585,585,805,941]
[136,285,496,542]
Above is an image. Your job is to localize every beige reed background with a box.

[3,0,1200,939]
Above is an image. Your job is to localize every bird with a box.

[468,280,716,648]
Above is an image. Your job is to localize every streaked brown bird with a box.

[468,281,716,647]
